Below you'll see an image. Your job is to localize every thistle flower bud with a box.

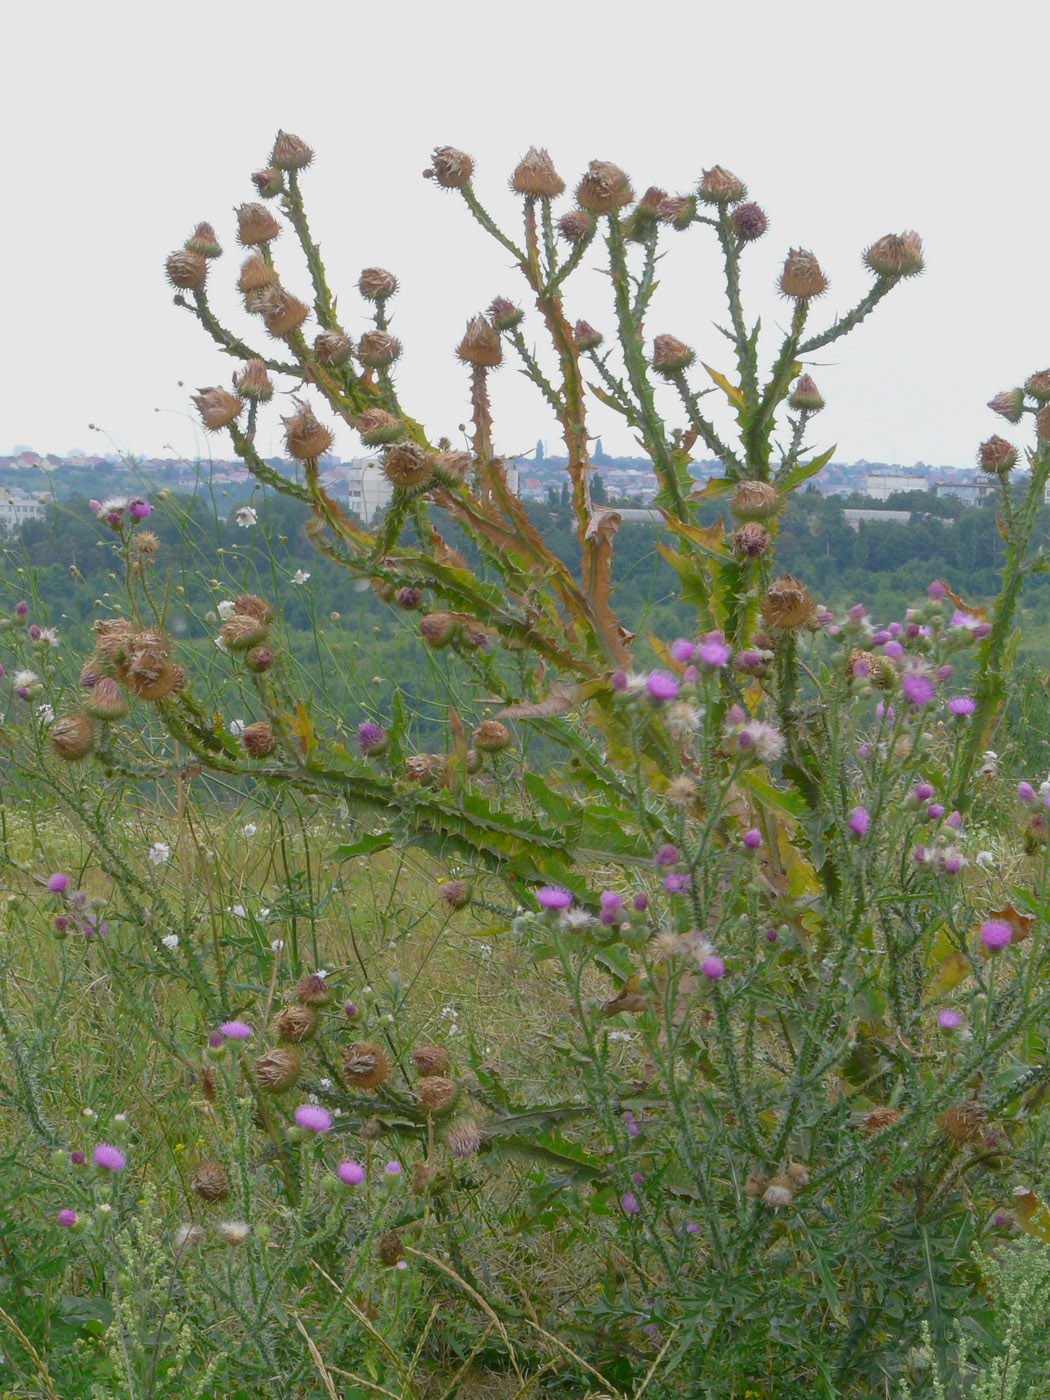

[863,231,924,279]
[191,1161,229,1201]
[977,435,1017,475]
[341,1040,390,1090]
[658,195,697,230]
[234,359,274,403]
[576,160,633,214]
[472,719,512,753]
[246,646,275,674]
[233,593,272,622]
[313,330,353,365]
[270,129,313,171]
[788,374,824,412]
[185,222,221,258]
[237,254,278,293]
[271,1004,316,1042]
[377,1230,404,1266]
[557,209,593,242]
[417,1076,459,1115]
[193,387,243,432]
[219,614,269,652]
[987,388,1025,423]
[442,1116,482,1159]
[395,586,422,609]
[425,146,474,189]
[381,442,432,490]
[282,401,334,460]
[240,721,276,757]
[761,575,814,631]
[251,167,283,198]
[623,185,667,241]
[236,203,282,246]
[1025,370,1050,403]
[487,296,524,331]
[438,879,471,910]
[731,201,768,241]
[730,480,780,522]
[698,165,747,204]
[356,408,402,445]
[411,1045,448,1076]
[48,715,95,760]
[456,316,502,368]
[357,331,402,368]
[358,267,398,301]
[939,1100,987,1144]
[258,287,309,338]
[733,522,771,559]
[510,146,564,197]
[85,677,128,721]
[293,972,333,1006]
[165,249,207,290]
[574,320,603,352]
[433,450,472,483]
[252,1045,301,1093]
[779,248,828,300]
[419,612,459,648]
[651,334,695,376]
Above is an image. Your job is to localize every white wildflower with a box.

[228,904,247,919]
[270,937,284,951]
[38,627,59,648]
[229,719,245,736]
[975,850,995,870]
[149,841,171,866]
[608,1030,635,1043]
[291,570,311,585]
[37,704,54,724]
[13,669,39,689]
[560,908,593,930]
[258,907,271,920]
[235,506,258,528]
[241,822,258,838]
[217,600,236,620]
[161,933,179,951]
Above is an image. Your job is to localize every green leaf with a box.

[331,832,394,861]
[777,442,837,492]
[701,362,746,408]
[742,770,808,821]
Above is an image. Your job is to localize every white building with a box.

[346,458,394,523]
[0,490,45,532]
[864,473,929,501]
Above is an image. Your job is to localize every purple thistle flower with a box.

[293,1104,332,1133]
[914,783,934,801]
[69,1150,85,1166]
[669,638,696,663]
[337,1159,365,1185]
[47,873,68,893]
[356,721,388,755]
[945,810,963,830]
[611,669,628,692]
[653,843,678,867]
[662,872,688,893]
[871,630,890,646]
[927,804,945,821]
[53,915,70,933]
[1018,782,1036,803]
[948,696,975,716]
[682,664,699,685]
[14,600,27,618]
[937,1008,961,1029]
[742,828,761,849]
[207,1031,224,1049]
[883,640,904,660]
[913,844,927,864]
[979,919,1011,951]
[93,1143,126,1171]
[536,886,572,910]
[645,671,679,702]
[941,855,962,876]
[765,926,778,943]
[27,624,41,641]
[384,1160,401,1175]
[620,1192,640,1214]
[219,1020,252,1039]
[697,637,730,668]
[57,1209,77,1228]
[927,581,947,599]
[128,498,151,519]
[847,806,869,838]
[632,893,648,912]
[901,673,933,705]
[701,955,725,980]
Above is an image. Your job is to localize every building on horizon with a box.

[864,472,929,501]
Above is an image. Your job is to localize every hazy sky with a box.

[6,0,1050,471]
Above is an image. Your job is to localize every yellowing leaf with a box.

[701,362,746,409]
[926,949,969,998]
[286,704,315,757]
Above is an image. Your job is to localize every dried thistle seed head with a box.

[237,253,279,293]
[126,660,181,701]
[651,334,695,375]
[79,658,102,688]
[442,1116,482,1159]
[785,1161,810,1189]
[576,160,633,214]
[233,359,274,404]
[432,450,472,480]
[192,387,243,432]
[377,1229,404,1266]
[939,1100,987,1144]
[1025,369,1050,403]
[191,1160,229,1201]
[356,408,403,445]
[312,329,353,365]
[762,575,814,631]
[357,330,402,368]
[487,296,524,331]
[848,647,896,689]
[860,1105,902,1135]
[510,145,565,197]
[417,1075,459,1115]
[341,1040,390,1090]
[246,646,275,674]
[271,1004,316,1042]
[48,715,94,760]
[218,1220,250,1245]
[743,1170,769,1197]
[637,185,668,215]
[863,230,924,279]
[219,614,269,652]
[185,221,222,258]
[165,249,207,290]
[977,435,1018,475]
[133,529,159,556]
[282,401,334,460]
[439,879,472,908]
[395,586,422,610]
[236,202,281,246]
[411,1044,449,1076]
[270,129,313,171]
[557,208,593,242]
[574,320,603,352]
[472,719,512,753]
[260,288,309,338]
[405,753,449,786]
[252,1045,301,1093]
[93,616,135,658]
[233,593,272,622]
[730,479,781,522]
[251,167,283,198]
[460,620,491,650]
[733,522,771,559]
[426,146,474,188]
[698,165,747,204]
[456,316,502,368]
[665,775,698,806]
[987,388,1025,423]
[762,1176,793,1210]
[779,248,828,300]
[353,266,398,304]
[658,194,698,230]
[418,612,459,649]
[240,720,276,757]
[293,972,333,1006]
[85,677,128,721]
[359,1115,382,1140]
[381,441,432,490]
[788,373,824,412]
[731,201,768,241]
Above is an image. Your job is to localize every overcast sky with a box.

[5,0,1050,471]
